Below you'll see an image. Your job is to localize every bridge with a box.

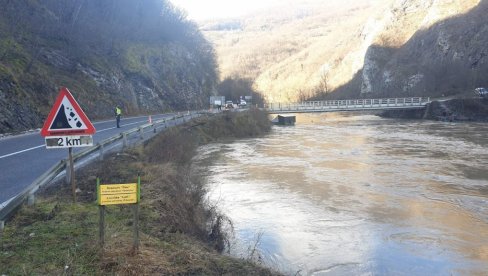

[265,97,431,114]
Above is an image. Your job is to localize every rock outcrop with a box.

[353,0,487,99]
[381,98,488,122]
[0,0,218,133]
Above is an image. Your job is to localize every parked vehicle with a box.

[475,87,488,98]
[225,101,234,109]
[239,100,247,107]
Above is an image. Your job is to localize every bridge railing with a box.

[266,97,430,112]
[0,112,202,223]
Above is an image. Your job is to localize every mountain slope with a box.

[0,0,218,133]
[203,0,484,102]
[203,0,393,102]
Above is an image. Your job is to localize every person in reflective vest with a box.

[115,106,122,128]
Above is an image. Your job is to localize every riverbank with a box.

[0,110,277,275]
[195,112,488,274]
[381,98,488,122]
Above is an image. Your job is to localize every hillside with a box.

[338,0,488,99]
[0,0,218,133]
[202,0,485,102]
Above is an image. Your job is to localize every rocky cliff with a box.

[343,0,487,99]
[0,0,218,133]
[381,98,488,122]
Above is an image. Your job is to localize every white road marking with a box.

[0,119,152,159]
[0,145,45,159]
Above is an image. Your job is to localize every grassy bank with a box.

[0,109,277,275]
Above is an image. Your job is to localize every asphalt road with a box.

[0,113,177,204]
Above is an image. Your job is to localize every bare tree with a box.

[318,71,329,95]
[297,89,307,102]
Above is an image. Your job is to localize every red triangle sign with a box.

[41,87,96,137]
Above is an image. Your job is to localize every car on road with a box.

[225,101,234,109]
[475,87,488,98]
[238,100,247,108]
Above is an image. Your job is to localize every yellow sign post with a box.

[97,176,141,252]
[99,183,138,205]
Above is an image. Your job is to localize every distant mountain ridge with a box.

[203,0,486,102]
[0,0,218,133]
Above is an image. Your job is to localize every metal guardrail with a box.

[266,97,431,113]
[0,112,199,222]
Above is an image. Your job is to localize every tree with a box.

[217,77,265,107]
[318,71,329,96]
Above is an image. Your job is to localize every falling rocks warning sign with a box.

[41,87,96,137]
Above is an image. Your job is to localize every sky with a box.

[169,0,279,20]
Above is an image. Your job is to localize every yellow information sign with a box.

[100,183,137,195]
[98,183,138,205]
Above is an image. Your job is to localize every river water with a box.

[194,113,488,275]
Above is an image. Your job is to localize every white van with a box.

[239,100,247,107]
[475,87,488,97]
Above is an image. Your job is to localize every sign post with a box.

[69,147,75,202]
[97,176,141,253]
[133,175,141,252]
[41,87,96,202]
[97,177,105,248]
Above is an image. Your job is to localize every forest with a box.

[0,0,218,133]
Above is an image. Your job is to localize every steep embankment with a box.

[0,0,218,133]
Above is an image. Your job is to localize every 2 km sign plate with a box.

[45,135,93,148]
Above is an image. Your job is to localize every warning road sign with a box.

[41,87,96,137]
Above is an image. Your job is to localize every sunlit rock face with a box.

[357,0,485,98]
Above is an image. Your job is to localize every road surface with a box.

[0,113,177,204]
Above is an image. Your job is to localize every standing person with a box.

[115,106,122,128]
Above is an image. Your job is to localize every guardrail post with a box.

[123,133,128,148]
[0,220,4,248]
[0,220,4,241]
[99,143,104,161]
[139,127,144,140]
[27,193,35,206]
[65,159,71,185]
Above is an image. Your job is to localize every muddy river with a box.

[195,113,488,275]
